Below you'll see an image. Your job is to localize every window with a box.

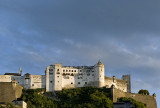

[85,82,87,84]
[69,70,70,72]
[78,82,80,84]
[57,76,59,78]
[63,70,65,72]
[32,84,34,86]
[26,74,29,77]
[49,72,53,75]
[57,69,59,71]
[50,81,52,83]
[66,70,68,72]
[71,82,73,84]
[72,70,73,72]
[74,70,76,72]
[58,81,59,83]
[49,69,53,71]
[92,74,94,76]
[80,70,82,72]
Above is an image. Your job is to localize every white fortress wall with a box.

[61,65,100,89]
[45,66,50,92]
[49,74,53,91]
[30,75,44,89]
[45,65,55,92]
[0,61,128,93]
[53,63,63,91]
[0,75,11,82]
[42,75,46,88]
[11,76,25,87]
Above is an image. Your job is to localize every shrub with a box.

[117,97,146,108]
[138,89,150,95]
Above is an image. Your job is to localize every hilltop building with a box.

[0,61,157,108]
[0,61,130,92]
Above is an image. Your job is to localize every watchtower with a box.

[94,60,104,87]
[122,74,131,93]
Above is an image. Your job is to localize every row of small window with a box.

[63,70,77,72]
[62,73,83,76]
[63,70,94,72]
[49,81,87,85]
[62,73,94,76]
[49,68,95,73]
[50,69,77,72]
[71,82,87,84]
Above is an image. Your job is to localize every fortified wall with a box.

[105,76,127,92]
[111,86,157,108]
[0,81,23,102]
[46,61,105,92]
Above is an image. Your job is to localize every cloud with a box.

[0,0,160,107]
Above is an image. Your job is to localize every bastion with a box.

[0,80,23,102]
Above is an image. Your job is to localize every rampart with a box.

[0,81,23,102]
[105,76,127,92]
[111,87,157,108]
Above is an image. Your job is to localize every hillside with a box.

[20,87,146,108]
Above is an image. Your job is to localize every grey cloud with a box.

[0,0,160,106]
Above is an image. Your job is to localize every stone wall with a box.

[30,75,45,89]
[0,82,23,102]
[11,76,25,87]
[0,75,11,82]
[105,76,127,92]
[111,87,157,108]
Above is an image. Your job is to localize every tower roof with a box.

[97,60,102,65]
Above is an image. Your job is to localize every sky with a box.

[0,0,159,107]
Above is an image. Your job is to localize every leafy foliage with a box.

[138,89,150,95]
[20,87,147,108]
[56,87,113,108]
[21,88,57,108]
[21,87,113,108]
[117,97,146,108]
[0,102,17,108]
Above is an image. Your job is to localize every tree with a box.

[27,101,35,108]
[118,97,146,108]
[138,89,150,95]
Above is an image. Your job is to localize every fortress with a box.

[0,61,157,108]
[0,61,130,92]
